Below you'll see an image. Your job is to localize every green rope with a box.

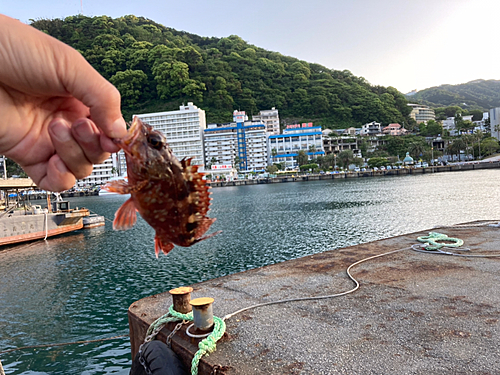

[146,305,193,337]
[417,232,464,250]
[190,316,226,375]
[145,305,226,375]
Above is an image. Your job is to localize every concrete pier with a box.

[129,221,500,374]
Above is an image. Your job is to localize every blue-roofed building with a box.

[204,111,268,173]
[268,123,325,169]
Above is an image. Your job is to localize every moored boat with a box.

[0,179,90,246]
[82,214,105,229]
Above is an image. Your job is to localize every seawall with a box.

[208,160,500,188]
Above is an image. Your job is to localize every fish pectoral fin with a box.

[113,198,138,230]
[103,179,132,194]
[154,236,174,258]
[104,180,148,194]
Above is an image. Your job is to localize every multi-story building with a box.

[252,107,280,135]
[268,123,324,169]
[134,102,207,168]
[408,104,436,124]
[204,111,268,172]
[442,115,473,135]
[76,154,120,188]
[360,121,382,136]
[490,107,500,140]
[382,123,407,136]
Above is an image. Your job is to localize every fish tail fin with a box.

[155,235,175,258]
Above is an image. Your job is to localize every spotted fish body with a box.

[104,117,219,257]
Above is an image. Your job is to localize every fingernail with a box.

[74,119,95,139]
[50,119,71,142]
[110,118,127,138]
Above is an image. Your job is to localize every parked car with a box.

[422,162,429,168]
[373,167,379,171]
[380,166,386,171]
[386,166,392,170]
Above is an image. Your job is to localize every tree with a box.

[109,69,148,106]
[266,164,278,173]
[426,120,443,137]
[297,150,308,166]
[233,156,241,171]
[481,138,499,156]
[408,142,425,160]
[337,150,354,169]
[473,130,484,159]
[367,157,388,168]
[448,138,465,160]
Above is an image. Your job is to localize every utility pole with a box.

[2,156,6,179]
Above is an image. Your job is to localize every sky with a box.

[2,0,500,94]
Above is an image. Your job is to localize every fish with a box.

[103,116,220,257]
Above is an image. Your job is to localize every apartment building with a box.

[252,107,280,135]
[134,102,207,168]
[76,154,120,188]
[360,121,382,136]
[268,123,324,169]
[408,104,436,124]
[204,111,268,172]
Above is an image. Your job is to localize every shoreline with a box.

[208,160,500,188]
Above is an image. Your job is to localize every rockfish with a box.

[103,117,219,257]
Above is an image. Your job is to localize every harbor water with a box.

[1,169,500,374]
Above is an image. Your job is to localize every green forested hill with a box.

[408,79,500,110]
[32,15,411,128]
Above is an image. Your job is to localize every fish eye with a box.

[147,133,165,150]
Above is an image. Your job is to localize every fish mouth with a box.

[114,116,143,152]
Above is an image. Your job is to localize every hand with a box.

[0,14,128,192]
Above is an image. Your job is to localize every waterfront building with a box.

[322,132,361,157]
[252,107,280,135]
[76,154,120,188]
[360,121,382,136]
[268,123,324,169]
[204,111,268,173]
[408,104,436,124]
[133,102,207,168]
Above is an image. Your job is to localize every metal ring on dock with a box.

[185,323,211,338]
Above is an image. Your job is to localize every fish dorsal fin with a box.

[113,198,138,230]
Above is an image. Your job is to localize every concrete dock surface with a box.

[129,221,500,374]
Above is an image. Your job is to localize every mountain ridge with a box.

[31,14,412,128]
[406,79,500,110]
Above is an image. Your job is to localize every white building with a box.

[408,104,436,124]
[76,154,120,188]
[360,121,382,136]
[134,102,207,168]
[252,107,280,135]
[268,123,324,169]
[473,112,489,132]
[442,115,473,136]
[490,108,500,140]
[204,111,268,172]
